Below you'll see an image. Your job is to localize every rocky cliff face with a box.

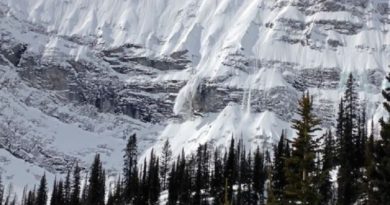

[0,0,388,189]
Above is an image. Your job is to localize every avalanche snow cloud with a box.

[0,0,389,190]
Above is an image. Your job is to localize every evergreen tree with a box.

[113,177,124,205]
[362,120,378,205]
[211,148,224,205]
[167,162,178,205]
[50,178,58,205]
[177,149,191,204]
[337,74,361,205]
[358,107,367,168]
[64,171,71,204]
[224,137,236,202]
[36,174,48,205]
[194,144,205,204]
[57,180,65,205]
[148,150,160,204]
[160,139,173,190]
[253,146,266,205]
[70,163,81,205]
[335,98,344,165]
[26,187,36,205]
[284,92,321,205]
[266,162,279,205]
[272,132,289,202]
[377,73,390,203]
[319,130,334,205]
[86,154,105,205]
[239,149,252,204]
[123,133,138,203]
[139,158,149,205]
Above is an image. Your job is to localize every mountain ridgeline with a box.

[1,73,389,205]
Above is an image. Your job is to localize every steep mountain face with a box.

[0,0,389,189]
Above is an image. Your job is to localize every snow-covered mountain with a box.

[0,0,389,190]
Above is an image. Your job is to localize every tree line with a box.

[1,73,390,205]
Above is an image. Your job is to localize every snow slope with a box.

[0,0,389,192]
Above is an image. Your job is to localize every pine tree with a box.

[266,162,280,205]
[70,163,81,205]
[377,73,390,203]
[113,177,124,205]
[272,132,289,202]
[168,162,178,205]
[343,74,361,170]
[337,74,361,205]
[80,173,88,205]
[50,178,58,205]
[284,92,321,205]
[148,150,160,204]
[26,187,36,205]
[57,180,65,205]
[362,120,378,205]
[211,148,224,205]
[36,174,48,205]
[335,98,344,165]
[123,133,138,203]
[239,149,252,204]
[358,107,367,168]
[87,154,105,205]
[319,130,334,205]
[160,139,173,190]
[177,149,190,204]
[194,144,204,205]
[139,158,149,205]
[224,137,236,202]
[253,146,266,205]
[64,170,71,204]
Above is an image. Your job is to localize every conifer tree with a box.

[50,178,58,205]
[26,187,36,205]
[362,120,378,205]
[253,146,266,205]
[284,92,321,205]
[87,154,105,205]
[194,144,206,204]
[335,98,344,165]
[239,149,252,204]
[57,180,65,205]
[64,170,71,204]
[167,162,178,205]
[224,137,236,202]
[377,73,390,203]
[266,162,279,205]
[148,150,160,205]
[272,132,288,202]
[123,133,138,203]
[36,174,48,205]
[337,74,361,205]
[70,163,81,205]
[160,139,172,190]
[211,148,224,205]
[319,130,334,205]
